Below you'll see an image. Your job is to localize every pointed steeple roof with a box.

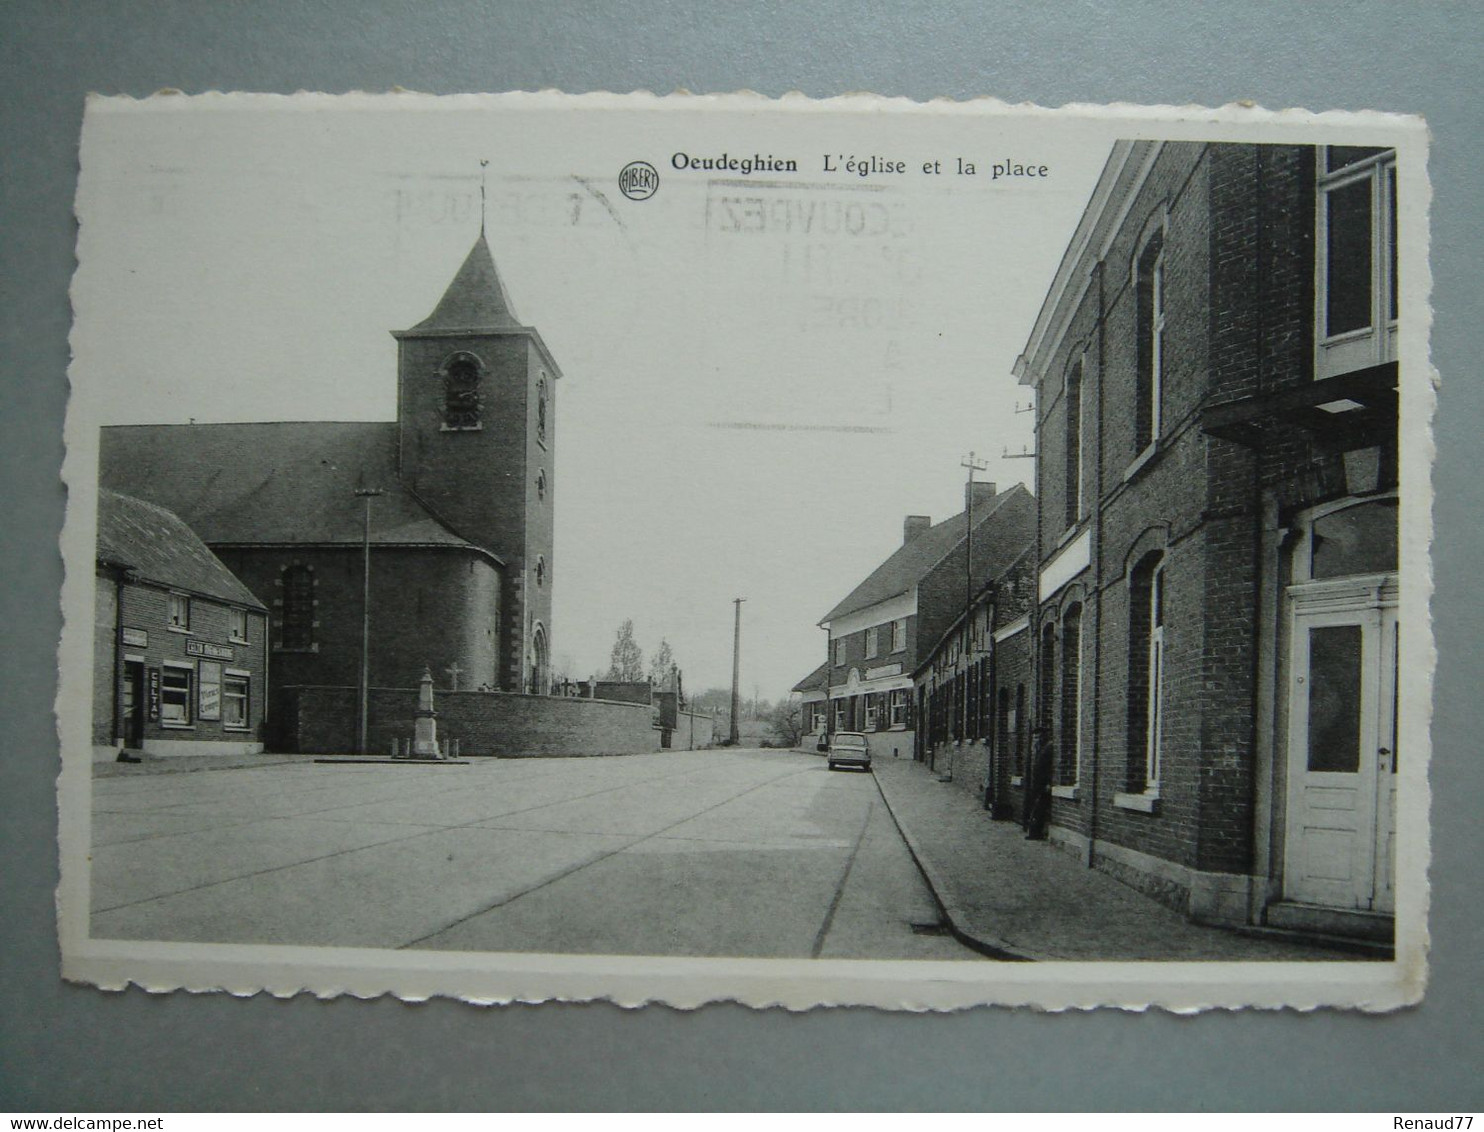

[410,232,522,332]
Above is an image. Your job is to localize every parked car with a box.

[826,731,871,772]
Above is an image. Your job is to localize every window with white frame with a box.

[161,663,193,726]
[891,618,906,652]
[229,607,248,642]
[833,698,845,731]
[223,672,250,730]
[167,592,191,631]
[1134,228,1166,453]
[865,625,879,659]
[1125,552,1166,796]
[889,688,907,727]
[834,638,845,665]
[864,694,879,730]
[1317,146,1398,379]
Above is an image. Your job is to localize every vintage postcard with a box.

[57,92,1432,1011]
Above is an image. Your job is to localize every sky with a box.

[71,94,1116,698]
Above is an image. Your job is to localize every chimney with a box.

[904,515,931,543]
[966,481,997,511]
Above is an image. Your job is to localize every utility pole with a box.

[729,597,746,745]
[960,452,989,750]
[355,487,385,755]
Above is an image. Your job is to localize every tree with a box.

[766,697,805,748]
[606,619,645,682]
[647,638,676,686]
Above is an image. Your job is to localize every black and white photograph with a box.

[56,93,1431,1011]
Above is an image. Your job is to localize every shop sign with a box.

[147,667,161,722]
[122,626,148,648]
[186,638,234,661]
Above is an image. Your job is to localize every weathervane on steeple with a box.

[479,159,490,236]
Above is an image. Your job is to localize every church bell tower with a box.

[391,231,560,694]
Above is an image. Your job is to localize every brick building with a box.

[1015,140,1400,941]
[811,483,1034,763]
[100,231,562,747]
[913,547,1036,809]
[93,489,269,757]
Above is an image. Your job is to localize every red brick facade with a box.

[1019,141,1400,937]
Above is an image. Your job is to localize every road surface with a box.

[89,748,983,961]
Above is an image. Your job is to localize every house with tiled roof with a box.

[99,231,563,749]
[93,489,270,757]
[811,482,1034,762]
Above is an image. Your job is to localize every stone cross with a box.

[444,661,463,691]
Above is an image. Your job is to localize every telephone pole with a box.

[729,597,746,745]
[355,487,386,755]
[960,452,989,747]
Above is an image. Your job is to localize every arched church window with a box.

[535,555,546,587]
[536,373,548,444]
[280,564,315,650]
[442,352,483,430]
[536,468,547,501]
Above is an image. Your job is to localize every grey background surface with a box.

[2,0,1480,1112]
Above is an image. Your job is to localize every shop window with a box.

[833,699,845,731]
[864,694,879,730]
[889,688,907,727]
[223,672,250,731]
[161,664,193,727]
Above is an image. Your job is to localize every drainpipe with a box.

[1088,259,1107,867]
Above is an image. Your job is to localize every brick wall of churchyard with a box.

[281,685,673,756]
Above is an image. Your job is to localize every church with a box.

[100,230,561,749]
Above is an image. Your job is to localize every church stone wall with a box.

[216,546,502,694]
[282,685,665,756]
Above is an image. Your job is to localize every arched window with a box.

[536,373,548,444]
[530,625,549,695]
[536,468,547,501]
[535,555,546,587]
[280,564,315,650]
[1127,553,1165,794]
[1064,359,1083,529]
[1058,603,1082,786]
[1134,227,1166,452]
[442,352,482,430]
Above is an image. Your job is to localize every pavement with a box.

[89,748,980,961]
[868,753,1365,962]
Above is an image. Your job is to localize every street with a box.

[90,749,983,961]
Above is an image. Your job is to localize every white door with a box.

[1284,594,1397,911]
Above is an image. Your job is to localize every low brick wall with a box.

[278,685,664,756]
[661,709,718,750]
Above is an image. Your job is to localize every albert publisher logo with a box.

[618,160,659,201]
